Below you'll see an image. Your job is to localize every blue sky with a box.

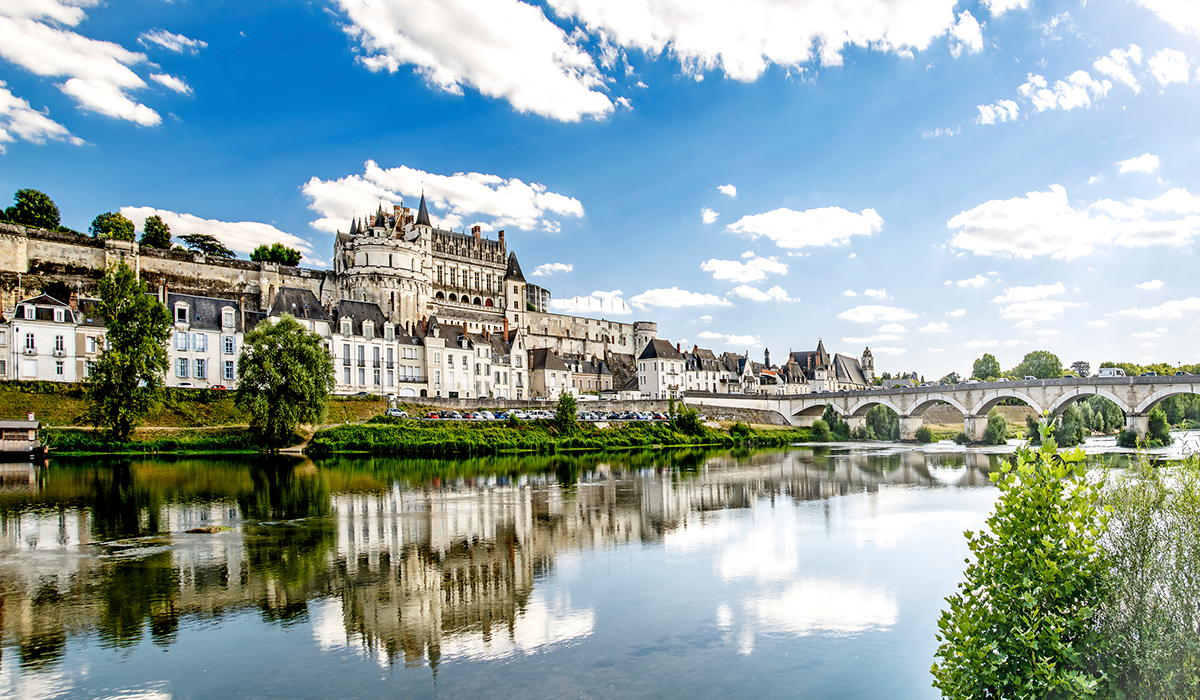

[2,0,1199,379]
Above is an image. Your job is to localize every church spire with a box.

[415,191,431,227]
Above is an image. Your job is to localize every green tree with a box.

[939,371,961,385]
[866,404,899,440]
[981,408,1009,445]
[90,212,136,241]
[83,263,172,441]
[1013,350,1064,379]
[139,215,172,249]
[235,315,335,449]
[822,404,849,440]
[932,426,1112,697]
[972,353,1001,381]
[1147,406,1172,446]
[250,242,302,266]
[1071,360,1091,378]
[915,425,934,443]
[553,391,578,434]
[809,419,831,442]
[1057,403,1088,447]
[179,233,236,259]
[5,189,61,229]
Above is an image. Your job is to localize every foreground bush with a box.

[914,425,934,443]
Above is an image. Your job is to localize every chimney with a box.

[503,316,509,338]
[676,342,681,352]
[163,280,168,305]
[471,225,481,243]
[239,294,246,330]
[68,291,78,312]
[498,229,505,248]
[158,283,165,305]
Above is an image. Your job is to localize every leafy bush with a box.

[953,431,969,445]
[981,408,1009,446]
[850,425,877,441]
[674,406,705,436]
[1147,407,1172,447]
[822,405,850,441]
[729,421,751,441]
[1116,428,1139,448]
[933,425,1112,697]
[810,419,831,442]
[915,425,934,443]
[554,392,577,435]
[1026,414,1043,444]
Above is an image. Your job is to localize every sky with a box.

[1,0,1199,380]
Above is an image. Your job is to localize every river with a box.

[0,435,1194,699]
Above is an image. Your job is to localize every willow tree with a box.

[235,315,335,449]
[84,262,172,440]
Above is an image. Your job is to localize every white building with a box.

[637,339,685,400]
[4,294,80,383]
[166,292,257,389]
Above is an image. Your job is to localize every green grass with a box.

[44,426,266,455]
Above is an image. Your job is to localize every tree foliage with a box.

[1071,361,1091,378]
[940,371,961,385]
[822,404,849,440]
[1012,350,1064,379]
[933,425,1112,698]
[982,408,1009,445]
[809,419,831,442]
[250,242,302,266]
[235,315,335,449]
[5,189,61,229]
[553,391,577,435]
[179,233,236,258]
[972,353,1001,381]
[140,214,172,248]
[915,425,934,443]
[90,212,136,241]
[83,263,172,441]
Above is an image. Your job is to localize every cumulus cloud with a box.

[946,274,988,288]
[1148,48,1190,86]
[1086,319,1110,327]
[1018,71,1111,112]
[982,0,1030,16]
[1112,297,1200,320]
[302,160,584,234]
[1118,153,1160,173]
[878,323,908,333]
[919,321,950,332]
[701,207,718,224]
[531,262,573,276]
[1093,45,1142,93]
[700,254,787,283]
[976,99,1019,125]
[0,1,162,125]
[727,206,883,249]
[547,0,971,81]
[948,184,1200,258]
[1134,0,1200,36]
[837,305,918,323]
[947,309,966,317]
[998,299,1086,321]
[548,289,631,315]
[121,206,325,267]
[718,184,737,197]
[949,11,983,58]
[138,29,208,54]
[150,73,192,95]
[921,126,961,138]
[698,314,712,321]
[629,287,732,309]
[0,80,83,152]
[731,285,798,302]
[863,289,888,299]
[1135,279,1164,290]
[333,0,612,122]
[991,282,1065,303]
[697,330,761,347]
[843,290,857,297]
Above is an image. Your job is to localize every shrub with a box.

[1116,428,1139,448]
[810,419,831,442]
[982,408,1009,446]
[915,425,934,443]
[1026,414,1043,444]
[850,425,877,441]
[932,425,1112,698]
[553,392,577,435]
[822,405,850,441]
[1147,407,1172,447]
[729,421,752,441]
[953,432,969,445]
[674,406,705,436]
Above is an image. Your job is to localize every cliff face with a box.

[606,351,636,389]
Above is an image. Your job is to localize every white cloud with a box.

[547,0,972,81]
[1118,153,1160,174]
[946,309,966,317]
[718,184,737,197]
[843,334,901,343]
[843,290,857,297]
[948,184,1200,258]
[975,99,1018,125]
[991,282,1065,303]
[1112,297,1200,320]
[1093,45,1142,94]
[837,305,918,323]
[698,314,712,321]
[0,80,82,152]
[964,340,998,348]
[727,206,882,249]
[1134,0,1200,36]
[1086,319,1110,327]
[947,274,988,288]
[701,207,718,224]
[0,1,162,125]
[700,254,787,283]
[531,262,574,276]
[138,29,207,54]
[919,321,950,332]
[697,330,761,347]
[982,0,1029,16]
[863,289,888,299]
[731,285,798,302]
[150,73,192,95]
[548,289,632,315]
[997,299,1085,321]
[629,287,732,309]
[1135,279,1164,290]
[121,206,325,267]
[333,0,613,122]
[1148,48,1190,86]
[302,160,584,234]
[878,323,908,333]
[1132,328,1167,339]
[949,11,983,58]
[1018,71,1111,112]
[1004,339,1023,346]
[921,125,961,138]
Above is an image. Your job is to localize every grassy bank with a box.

[307,419,812,457]
[44,426,265,456]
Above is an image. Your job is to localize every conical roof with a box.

[373,204,386,228]
[504,252,525,282]
[415,192,431,227]
[349,217,358,235]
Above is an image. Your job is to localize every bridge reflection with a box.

[0,449,991,672]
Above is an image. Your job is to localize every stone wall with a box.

[396,396,672,412]
[525,310,638,358]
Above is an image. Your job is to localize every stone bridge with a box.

[684,375,1200,440]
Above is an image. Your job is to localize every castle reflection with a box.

[0,447,995,673]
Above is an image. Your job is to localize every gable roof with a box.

[332,299,388,336]
[269,287,330,322]
[504,252,525,282]
[167,292,246,332]
[528,347,569,372]
[833,353,868,386]
[637,338,683,361]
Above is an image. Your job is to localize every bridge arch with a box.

[793,402,839,421]
[847,398,905,417]
[1047,387,1132,416]
[972,391,1045,417]
[907,395,970,417]
[1135,384,1200,414]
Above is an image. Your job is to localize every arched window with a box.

[473,297,482,305]
[449,293,458,303]
[485,299,494,307]
[435,291,445,300]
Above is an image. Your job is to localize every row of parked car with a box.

[383,408,701,422]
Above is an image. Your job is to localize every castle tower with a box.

[861,346,874,384]
[336,196,433,326]
[503,251,527,332]
[633,321,657,358]
[764,347,770,369]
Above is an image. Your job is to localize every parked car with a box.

[477,411,495,421]
[511,410,528,420]
[385,408,407,418]
[352,391,370,397]
[176,382,193,388]
[1141,371,1158,376]
[425,412,440,420]
[208,385,227,391]
[1023,376,1037,381]
[1176,371,1190,376]
[493,411,510,421]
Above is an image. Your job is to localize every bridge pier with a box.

[1125,413,1149,438]
[846,416,867,435]
[963,415,988,443]
[899,416,925,441]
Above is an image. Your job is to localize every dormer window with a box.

[222,309,235,328]
[175,305,189,324]
[54,308,65,323]
[385,326,394,342]
[341,320,352,336]
[364,322,374,340]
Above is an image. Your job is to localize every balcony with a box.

[357,359,365,367]
[373,361,381,368]
[23,347,36,355]
[343,358,351,366]
[53,349,65,357]
[386,361,394,369]
[397,376,425,383]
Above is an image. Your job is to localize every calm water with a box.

[0,438,1189,699]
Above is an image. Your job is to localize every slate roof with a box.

[833,354,868,386]
[637,338,683,361]
[167,292,245,332]
[244,311,267,332]
[528,347,569,372]
[332,299,388,336]
[269,287,331,322]
[76,297,105,328]
[504,252,525,282]
[14,294,75,323]
[415,193,431,227]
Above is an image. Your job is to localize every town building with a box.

[637,339,686,400]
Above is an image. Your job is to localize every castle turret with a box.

[861,346,875,384]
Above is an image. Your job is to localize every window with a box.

[364,323,373,340]
[175,306,188,323]
[447,355,454,368]
[495,371,500,383]
[195,358,206,379]
[0,329,5,345]
[0,360,6,376]
[224,360,235,381]
[357,345,365,365]
[387,370,393,386]
[224,335,236,354]
[177,358,189,377]
[373,346,380,367]
[515,356,522,368]
[193,333,207,352]
[54,308,64,323]
[25,333,34,351]
[434,352,441,364]
[344,367,351,385]
[87,336,97,353]
[55,361,64,376]
[176,332,189,351]
[341,320,351,336]
[358,368,365,385]
[373,368,380,386]
[222,309,235,327]
[387,347,393,365]
[385,327,393,341]
[342,343,350,365]
[55,335,64,352]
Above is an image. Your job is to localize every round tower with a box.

[633,321,657,357]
